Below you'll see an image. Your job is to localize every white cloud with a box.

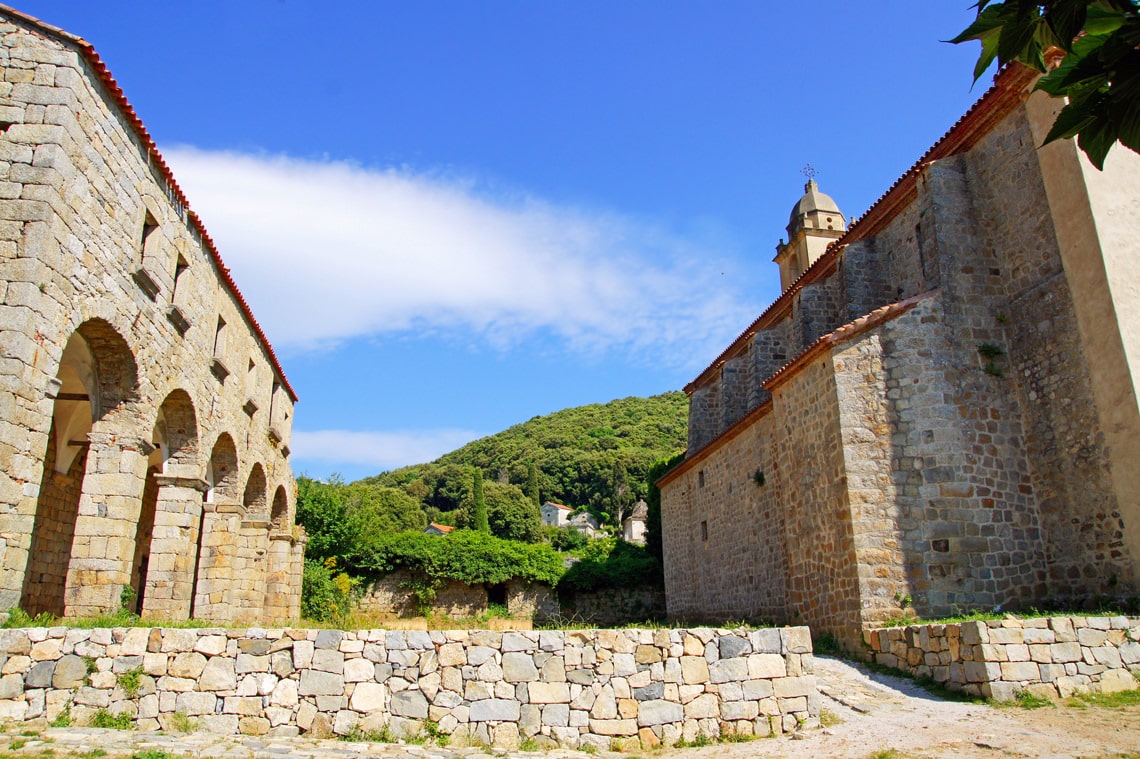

[290,428,482,471]
[163,147,758,363]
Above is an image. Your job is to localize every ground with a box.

[2,656,1137,759]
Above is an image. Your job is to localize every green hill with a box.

[365,391,688,526]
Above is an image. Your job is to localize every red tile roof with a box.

[427,523,455,534]
[0,4,298,402]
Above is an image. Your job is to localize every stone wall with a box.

[0,9,305,620]
[865,616,1140,701]
[0,625,817,750]
[357,573,662,629]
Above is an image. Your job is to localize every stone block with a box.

[1000,661,1040,682]
[350,682,386,712]
[175,691,217,716]
[589,718,638,736]
[1050,642,1082,663]
[709,657,748,683]
[782,627,812,654]
[298,669,344,696]
[198,658,236,691]
[343,658,374,683]
[502,652,538,682]
[470,698,520,722]
[51,654,87,688]
[638,699,683,726]
[527,681,570,704]
[684,693,719,719]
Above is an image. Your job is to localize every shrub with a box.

[352,529,564,587]
[301,558,359,624]
[558,538,662,593]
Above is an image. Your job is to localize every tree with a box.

[472,468,489,534]
[524,460,540,504]
[485,482,542,543]
[645,452,685,564]
[950,0,1140,169]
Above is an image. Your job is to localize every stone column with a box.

[62,430,148,617]
[190,502,241,622]
[140,471,207,620]
[262,531,295,622]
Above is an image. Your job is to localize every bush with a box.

[559,538,662,593]
[301,558,359,624]
[352,529,564,587]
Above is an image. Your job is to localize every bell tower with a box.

[773,167,847,291]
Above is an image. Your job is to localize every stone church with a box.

[659,64,1140,647]
[0,6,305,621]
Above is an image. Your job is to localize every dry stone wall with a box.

[866,615,1140,701]
[0,625,817,750]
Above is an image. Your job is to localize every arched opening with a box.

[191,434,239,617]
[243,465,267,515]
[270,485,288,531]
[132,390,199,618]
[23,321,136,616]
[206,434,239,505]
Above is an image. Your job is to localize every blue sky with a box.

[18,1,991,481]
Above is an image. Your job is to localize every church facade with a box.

[0,7,305,621]
[659,64,1140,647]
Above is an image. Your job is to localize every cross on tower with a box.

[801,163,818,182]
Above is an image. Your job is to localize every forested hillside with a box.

[364,391,687,527]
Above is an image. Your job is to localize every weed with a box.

[79,751,106,759]
[819,708,843,727]
[1064,688,1140,709]
[978,343,1005,376]
[1,608,56,629]
[88,709,133,730]
[582,742,598,755]
[168,712,196,733]
[11,740,25,750]
[519,737,540,751]
[813,630,839,656]
[1012,690,1054,709]
[48,705,71,728]
[131,751,174,759]
[868,751,910,759]
[342,726,392,743]
[117,667,143,698]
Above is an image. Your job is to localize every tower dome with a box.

[787,179,846,237]
[773,178,848,291]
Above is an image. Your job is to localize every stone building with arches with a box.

[0,7,304,622]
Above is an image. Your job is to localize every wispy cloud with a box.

[290,429,482,472]
[163,147,757,364]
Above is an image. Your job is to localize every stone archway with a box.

[137,389,203,620]
[270,485,289,531]
[22,321,137,617]
[191,434,241,620]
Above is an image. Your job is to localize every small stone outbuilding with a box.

[0,6,305,621]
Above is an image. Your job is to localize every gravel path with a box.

[12,656,1140,759]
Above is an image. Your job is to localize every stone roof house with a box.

[659,64,1140,648]
[0,6,305,622]
[540,501,574,528]
[622,499,648,545]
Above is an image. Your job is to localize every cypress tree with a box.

[472,468,490,534]
[525,460,540,505]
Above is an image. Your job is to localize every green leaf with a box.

[996,8,1042,64]
[1084,5,1128,35]
[1046,0,1089,48]
[1077,118,1118,169]
[947,3,1014,44]
[1043,98,1100,143]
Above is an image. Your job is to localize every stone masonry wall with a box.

[0,625,817,750]
[0,12,305,620]
[866,615,1140,701]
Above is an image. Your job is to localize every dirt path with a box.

[654,656,1140,758]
